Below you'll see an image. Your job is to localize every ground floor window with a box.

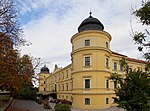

[106,98,109,104]
[85,98,90,105]
[71,96,73,102]
[66,96,68,99]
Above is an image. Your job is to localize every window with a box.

[106,58,109,67]
[85,79,90,89]
[62,72,64,79]
[85,57,90,66]
[66,70,68,78]
[71,96,73,102]
[59,74,61,80]
[106,80,109,89]
[71,81,73,90]
[106,98,109,104]
[66,83,68,91]
[44,81,46,84]
[58,84,60,90]
[55,75,57,82]
[54,84,57,92]
[70,82,73,90]
[62,84,64,91]
[85,39,90,46]
[66,96,68,99]
[129,67,132,72]
[120,64,123,71]
[138,67,141,71]
[85,98,90,105]
[44,88,46,91]
[106,42,108,48]
[114,62,117,70]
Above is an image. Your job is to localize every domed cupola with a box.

[78,12,104,32]
[40,65,50,74]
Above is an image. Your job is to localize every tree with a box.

[0,33,19,92]
[110,58,150,111]
[132,1,150,62]
[17,84,37,101]
[0,0,25,46]
[0,0,25,92]
[0,0,41,98]
[110,2,150,110]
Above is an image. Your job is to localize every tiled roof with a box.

[112,51,127,57]
[112,51,148,64]
[126,57,148,64]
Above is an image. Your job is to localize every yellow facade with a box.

[38,14,147,109]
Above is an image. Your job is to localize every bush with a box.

[0,95,10,102]
[55,104,71,111]
[43,99,52,109]
[36,98,42,104]
[17,85,37,100]
[60,100,72,105]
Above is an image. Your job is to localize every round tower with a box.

[71,12,113,109]
[39,65,50,93]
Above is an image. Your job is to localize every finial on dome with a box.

[89,12,92,17]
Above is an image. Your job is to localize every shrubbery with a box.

[43,99,52,109]
[60,100,72,105]
[17,85,37,100]
[36,98,42,104]
[55,103,71,111]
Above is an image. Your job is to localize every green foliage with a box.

[110,58,150,111]
[116,71,150,110]
[55,104,71,111]
[133,32,146,44]
[132,1,150,63]
[43,100,51,109]
[134,1,150,25]
[17,85,37,101]
[60,99,72,105]
[36,98,42,104]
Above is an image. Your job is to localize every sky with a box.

[13,0,148,72]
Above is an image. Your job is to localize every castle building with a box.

[38,13,147,109]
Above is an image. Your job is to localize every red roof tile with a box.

[126,57,148,64]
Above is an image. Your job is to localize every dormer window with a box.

[85,39,90,46]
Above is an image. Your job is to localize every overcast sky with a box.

[14,0,148,72]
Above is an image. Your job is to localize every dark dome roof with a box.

[40,65,49,73]
[78,13,104,32]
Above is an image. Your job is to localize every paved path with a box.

[6,99,47,111]
[6,99,125,111]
